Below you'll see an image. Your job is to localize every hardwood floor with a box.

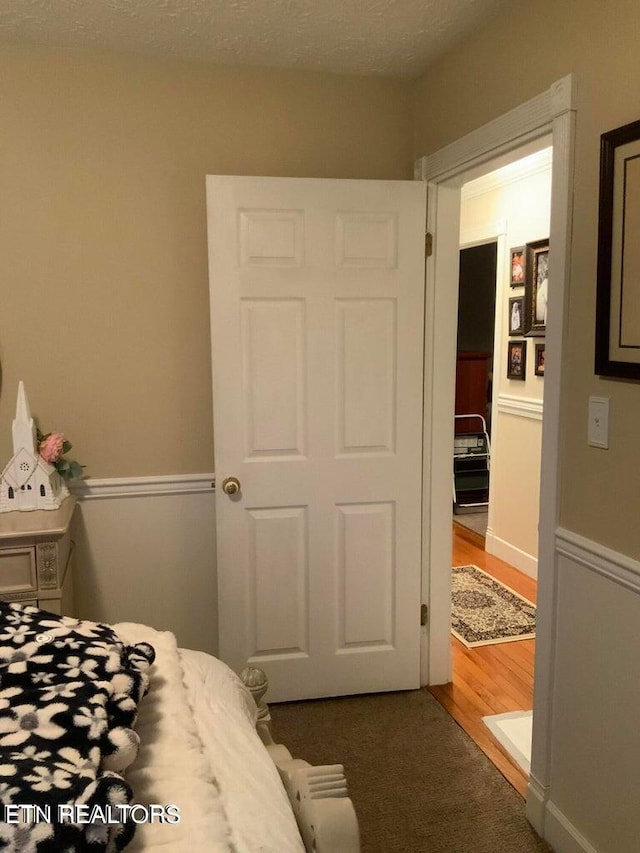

[429,523,536,798]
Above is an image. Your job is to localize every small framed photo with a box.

[508,296,526,336]
[524,238,550,336]
[535,343,546,376]
[510,246,526,287]
[507,340,526,380]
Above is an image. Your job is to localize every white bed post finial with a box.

[239,665,361,853]
[240,665,274,745]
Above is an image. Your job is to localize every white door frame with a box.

[415,75,577,834]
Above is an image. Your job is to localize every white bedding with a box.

[180,647,304,853]
[113,623,304,853]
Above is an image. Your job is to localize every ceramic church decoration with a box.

[0,382,81,512]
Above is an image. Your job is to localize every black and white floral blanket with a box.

[0,601,155,852]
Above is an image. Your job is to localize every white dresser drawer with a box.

[0,546,38,597]
[0,498,77,614]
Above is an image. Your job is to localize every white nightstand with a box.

[0,496,76,616]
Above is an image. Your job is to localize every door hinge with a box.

[425,232,433,257]
[420,603,428,626]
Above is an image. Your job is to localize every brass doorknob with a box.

[221,476,241,496]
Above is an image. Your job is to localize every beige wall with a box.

[0,45,412,478]
[413,0,640,559]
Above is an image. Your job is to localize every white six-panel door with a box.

[207,176,426,701]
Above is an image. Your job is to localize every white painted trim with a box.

[70,474,216,500]
[525,774,547,837]
[416,75,575,183]
[459,219,507,247]
[415,75,577,826]
[462,148,553,201]
[544,801,600,853]
[485,528,538,578]
[530,105,577,793]
[497,393,544,421]
[421,181,459,686]
[556,527,640,594]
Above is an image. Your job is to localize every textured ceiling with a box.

[0,0,508,79]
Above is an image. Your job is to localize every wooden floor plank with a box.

[452,643,527,709]
[429,525,536,800]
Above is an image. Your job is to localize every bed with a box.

[0,602,360,852]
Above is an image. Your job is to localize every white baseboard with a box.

[485,528,538,578]
[527,764,599,853]
[525,773,547,836]
[544,801,600,853]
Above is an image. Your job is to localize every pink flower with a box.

[39,432,65,464]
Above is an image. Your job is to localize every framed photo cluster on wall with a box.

[508,238,549,379]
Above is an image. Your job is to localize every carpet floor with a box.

[270,690,551,853]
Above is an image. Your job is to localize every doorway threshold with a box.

[453,510,487,544]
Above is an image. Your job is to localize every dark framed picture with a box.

[508,296,526,335]
[524,238,549,336]
[507,340,526,380]
[534,343,546,376]
[595,118,640,380]
[510,246,526,287]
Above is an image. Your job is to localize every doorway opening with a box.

[431,145,553,796]
[453,241,497,540]
[418,75,576,833]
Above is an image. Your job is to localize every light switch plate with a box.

[588,396,609,449]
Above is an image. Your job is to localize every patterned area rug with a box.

[452,564,536,647]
